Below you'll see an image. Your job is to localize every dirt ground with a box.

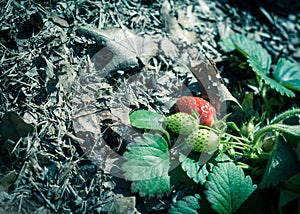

[0,0,299,213]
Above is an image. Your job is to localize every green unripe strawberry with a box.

[185,129,219,152]
[165,112,198,134]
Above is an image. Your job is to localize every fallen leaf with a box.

[51,14,69,28]
[160,0,198,44]
[76,26,158,77]
[0,111,35,143]
[177,44,240,112]
[159,36,179,60]
[0,170,17,192]
[30,12,44,29]
[109,195,139,214]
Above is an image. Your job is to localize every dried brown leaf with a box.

[51,14,69,28]
[177,45,240,111]
[109,195,139,214]
[160,0,198,44]
[0,111,35,143]
[76,26,158,76]
[0,170,17,192]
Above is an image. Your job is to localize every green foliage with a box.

[127,107,300,213]
[205,161,257,214]
[274,58,300,92]
[122,133,171,198]
[131,177,171,198]
[129,110,166,131]
[219,34,296,97]
[248,57,295,97]
[275,124,300,138]
[179,153,211,185]
[260,139,300,189]
[279,173,300,211]
[168,194,201,214]
[219,33,271,71]
[253,122,300,149]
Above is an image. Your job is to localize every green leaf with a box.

[219,34,295,97]
[168,194,201,214]
[205,161,257,214]
[247,57,295,97]
[274,58,300,92]
[131,177,171,198]
[129,110,165,131]
[219,34,271,71]
[179,153,211,185]
[279,173,300,210]
[260,139,300,189]
[218,36,236,52]
[276,124,300,138]
[226,121,240,132]
[122,133,171,198]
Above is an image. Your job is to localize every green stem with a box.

[253,124,290,149]
[236,162,252,169]
[232,145,248,150]
[222,140,252,149]
[261,84,272,114]
[162,130,170,144]
[234,151,259,159]
[198,125,250,144]
[224,133,251,144]
[270,108,300,124]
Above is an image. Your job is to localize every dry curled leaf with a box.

[76,26,158,76]
[160,0,198,44]
[51,14,69,28]
[0,170,17,192]
[0,111,35,143]
[176,44,240,112]
[109,195,139,214]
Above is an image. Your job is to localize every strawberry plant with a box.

[120,35,300,213]
[122,92,300,213]
[219,33,300,117]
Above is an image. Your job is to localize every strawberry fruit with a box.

[174,96,216,127]
[185,128,219,153]
[165,112,198,134]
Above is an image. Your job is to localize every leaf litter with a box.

[0,0,299,213]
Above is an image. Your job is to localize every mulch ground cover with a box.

[0,0,299,213]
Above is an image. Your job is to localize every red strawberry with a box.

[174,96,216,127]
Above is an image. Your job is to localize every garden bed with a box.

[0,0,299,213]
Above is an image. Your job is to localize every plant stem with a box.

[270,108,300,124]
[234,151,260,159]
[222,140,252,149]
[236,162,252,169]
[224,133,251,144]
[253,124,291,149]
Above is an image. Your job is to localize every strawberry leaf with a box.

[130,110,166,131]
[248,57,295,97]
[219,34,295,97]
[279,173,300,211]
[205,161,257,214]
[219,34,271,71]
[260,139,300,189]
[122,133,171,198]
[168,194,201,214]
[273,58,300,92]
[179,153,211,185]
